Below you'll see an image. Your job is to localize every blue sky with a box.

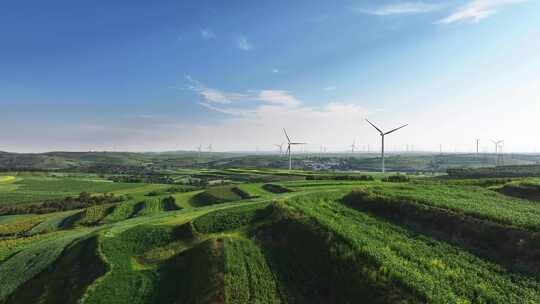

[1,0,539,152]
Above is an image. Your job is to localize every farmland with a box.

[2,165,540,303]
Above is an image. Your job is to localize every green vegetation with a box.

[76,204,116,226]
[0,174,142,207]
[3,166,540,303]
[193,203,272,234]
[448,165,540,178]
[342,189,540,276]
[191,185,251,206]
[367,181,540,231]
[279,192,540,303]
[3,236,107,304]
[262,183,291,193]
[498,180,540,201]
[0,192,125,215]
[83,225,176,304]
[0,229,94,300]
[223,237,281,303]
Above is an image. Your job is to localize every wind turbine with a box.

[274,143,284,155]
[476,139,480,154]
[492,140,503,154]
[283,129,306,171]
[207,144,213,153]
[350,140,357,153]
[197,145,203,158]
[366,119,408,173]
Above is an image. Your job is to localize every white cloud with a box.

[361,2,441,16]
[237,36,253,50]
[438,0,528,24]
[188,77,300,108]
[200,28,216,39]
[185,75,246,104]
[182,78,373,151]
[256,90,301,107]
[272,68,279,73]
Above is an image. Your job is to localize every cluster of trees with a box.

[0,192,126,215]
[109,174,219,186]
[109,174,177,184]
[448,165,540,178]
[306,175,375,181]
[382,175,410,183]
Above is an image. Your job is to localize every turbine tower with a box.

[283,129,306,171]
[350,140,357,153]
[491,140,503,154]
[366,119,408,173]
[207,144,213,153]
[197,145,203,158]
[274,143,284,155]
[491,140,504,165]
[476,139,480,154]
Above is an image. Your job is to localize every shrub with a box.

[382,175,409,183]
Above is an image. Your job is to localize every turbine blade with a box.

[384,124,408,135]
[291,142,307,145]
[283,128,291,143]
[365,119,383,134]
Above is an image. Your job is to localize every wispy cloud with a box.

[324,86,337,91]
[182,78,372,150]
[272,68,279,73]
[237,36,253,51]
[186,75,246,104]
[200,28,216,39]
[255,90,301,107]
[187,77,300,109]
[438,0,528,24]
[360,2,441,16]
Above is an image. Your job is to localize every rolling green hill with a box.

[2,169,540,303]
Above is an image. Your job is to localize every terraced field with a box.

[2,170,540,303]
[0,173,153,207]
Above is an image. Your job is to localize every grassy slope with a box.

[82,225,175,304]
[223,237,281,304]
[191,185,246,206]
[0,228,95,300]
[4,174,540,303]
[0,175,145,207]
[3,236,107,304]
[367,181,540,231]
[283,191,540,303]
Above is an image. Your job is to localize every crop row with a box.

[282,191,540,303]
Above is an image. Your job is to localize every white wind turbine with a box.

[274,143,284,155]
[350,140,357,153]
[196,145,203,158]
[283,129,307,171]
[366,119,408,173]
[492,140,503,154]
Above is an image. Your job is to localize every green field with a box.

[0,173,151,207]
[2,168,540,303]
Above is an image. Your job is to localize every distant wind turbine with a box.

[492,140,504,165]
[274,143,284,155]
[350,140,357,153]
[283,129,307,170]
[207,144,213,153]
[492,140,503,154]
[366,119,408,173]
